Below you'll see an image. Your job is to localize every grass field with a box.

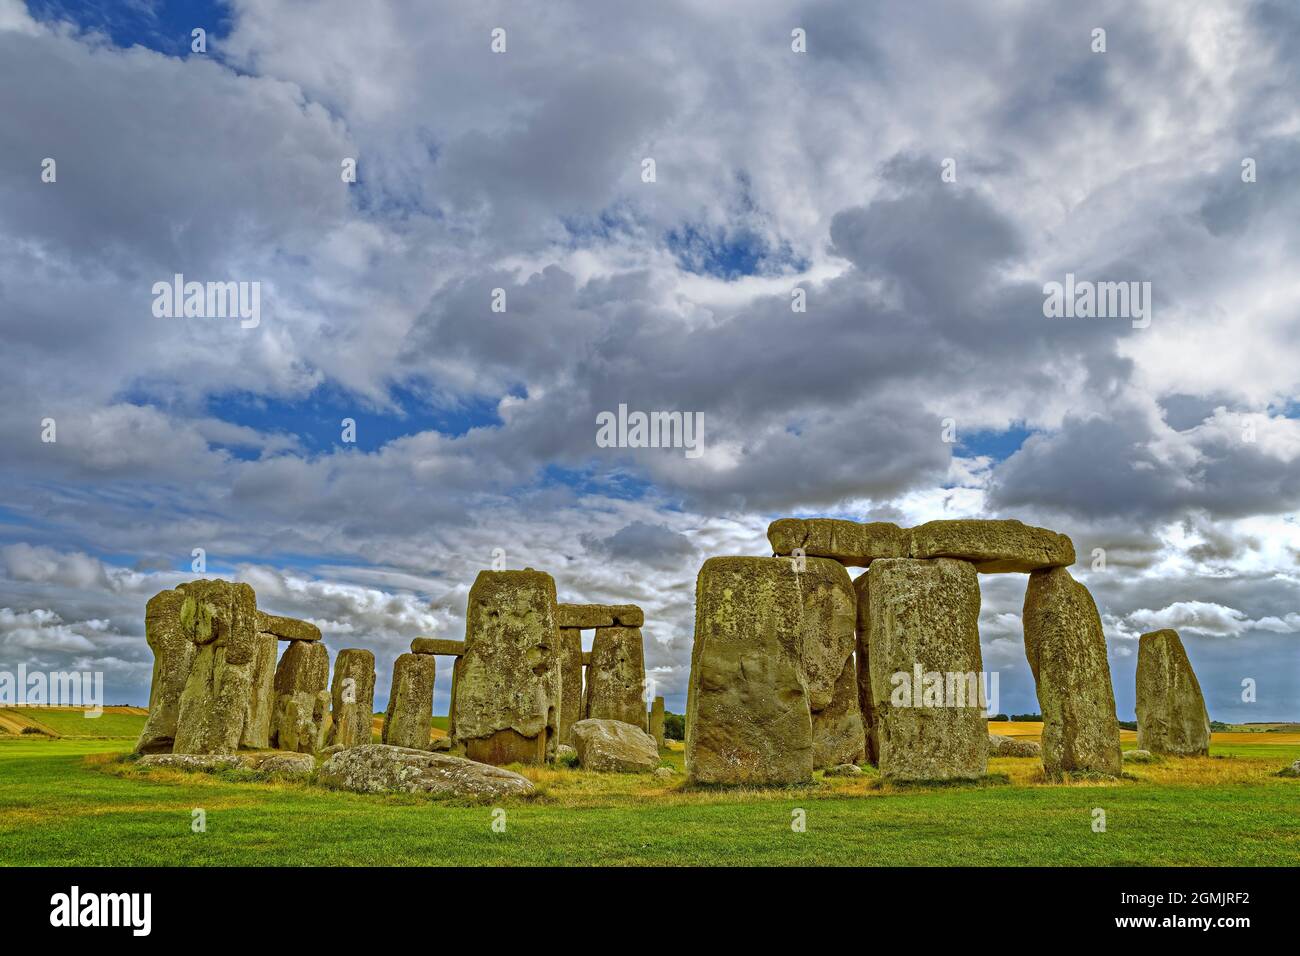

[1,721,1296,866]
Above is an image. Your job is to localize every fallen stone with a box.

[767,518,908,567]
[584,625,648,730]
[269,640,331,754]
[136,753,241,772]
[1136,629,1211,756]
[572,719,659,773]
[136,751,315,778]
[1276,760,1300,778]
[244,751,316,778]
[686,557,812,786]
[430,737,451,752]
[383,653,437,750]
[988,734,1042,758]
[909,519,1075,573]
[172,580,261,755]
[554,743,577,763]
[867,558,988,782]
[135,587,199,754]
[327,648,376,749]
[821,763,863,777]
[556,603,644,628]
[255,611,322,642]
[410,637,467,657]
[1023,567,1122,778]
[652,766,676,781]
[1123,749,1159,764]
[318,744,536,797]
[649,696,665,748]
[557,628,585,746]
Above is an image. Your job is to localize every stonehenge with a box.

[649,695,665,747]
[584,625,648,730]
[382,653,436,750]
[1135,628,1211,756]
[328,649,376,749]
[269,639,331,753]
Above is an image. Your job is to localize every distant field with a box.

[0,706,147,739]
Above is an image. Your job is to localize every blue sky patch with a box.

[30,0,233,57]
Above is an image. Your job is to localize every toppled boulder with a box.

[909,519,1074,573]
[245,751,316,778]
[652,766,676,781]
[328,648,376,749]
[269,640,330,754]
[172,580,261,755]
[383,652,437,750]
[1023,567,1122,778]
[556,604,644,628]
[822,763,864,777]
[767,518,908,567]
[409,637,466,656]
[136,753,241,772]
[135,587,199,754]
[584,625,648,730]
[255,611,321,642]
[1136,629,1211,756]
[988,734,1042,758]
[1276,760,1300,778]
[317,744,535,798]
[686,557,812,786]
[1124,749,1159,764]
[572,719,659,773]
[135,751,315,778]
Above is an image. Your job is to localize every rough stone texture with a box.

[581,651,591,667]
[988,734,1042,758]
[1135,628,1211,756]
[410,637,467,656]
[554,743,577,762]
[317,744,536,797]
[240,631,279,750]
[767,518,908,567]
[1023,567,1122,778]
[137,753,241,772]
[909,519,1075,574]
[269,640,331,753]
[813,656,867,768]
[172,580,261,755]
[246,751,316,777]
[852,570,877,764]
[430,737,451,752]
[822,763,864,777]
[649,696,665,747]
[383,652,437,750]
[1124,749,1159,764]
[136,750,315,777]
[652,766,675,781]
[454,570,560,766]
[557,628,585,746]
[255,611,321,642]
[328,648,376,749]
[447,655,462,739]
[867,558,988,782]
[686,557,812,786]
[799,558,865,768]
[572,718,659,773]
[1276,760,1300,778]
[556,603,644,628]
[585,625,648,730]
[135,587,199,753]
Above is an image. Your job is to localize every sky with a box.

[1,0,1298,723]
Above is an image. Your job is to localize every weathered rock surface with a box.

[455,570,560,765]
[652,766,676,781]
[584,625,648,730]
[383,652,437,750]
[240,631,279,750]
[572,718,659,773]
[136,750,315,778]
[988,734,1042,758]
[852,570,877,764]
[822,763,864,777]
[172,580,261,755]
[136,753,242,772]
[246,751,316,777]
[135,587,199,753]
[649,696,665,747]
[1124,749,1159,764]
[767,518,908,567]
[557,628,585,746]
[556,603,644,628]
[867,558,988,781]
[686,557,812,786]
[317,744,536,797]
[1276,760,1300,778]
[813,656,867,768]
[1135,629,1211,756]
[1023,567,1122,778]
[255,611,321,642]
[799,558,865,768]
[327,648,376,749]
[269,640,330,754]
[909,519,1074,573]
[409,637,467,657]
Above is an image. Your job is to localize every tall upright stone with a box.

[1023,567,1122,777]
[558,628,585,746]
[383,652,437,750]
[269,640,330,753]
[851,570,877,764]
[1136,629,1210,756]
[585,625,647,730]
[686,557,812,785]
[241,630,279,749]
[172,580,261,755]
[328,648,377,749]
[800,558,864,768]
[867,558,987,781]
[135,586,199,754]
[453,569,560,766]
[649,696,665,748]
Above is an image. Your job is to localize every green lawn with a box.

[9,708,147,738]
[1,736,1297,866]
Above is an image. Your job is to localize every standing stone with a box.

[799,558,864,768]
[328,648,377,749]
[852,570,877,764]
[686,557,812,786]
[867,558,987,781]
[383,652,437,750]
[241,630,279,749]
[585,625,647,730]
[135,587,199,754]
[453,569,560,766]
[649,696,665,748]
[1023,567,1122,777]
[447,655,462,740]
[1136,629,1210,756]
[558,629,585,746]
[269,640,330,753]
[172,580,260,755]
